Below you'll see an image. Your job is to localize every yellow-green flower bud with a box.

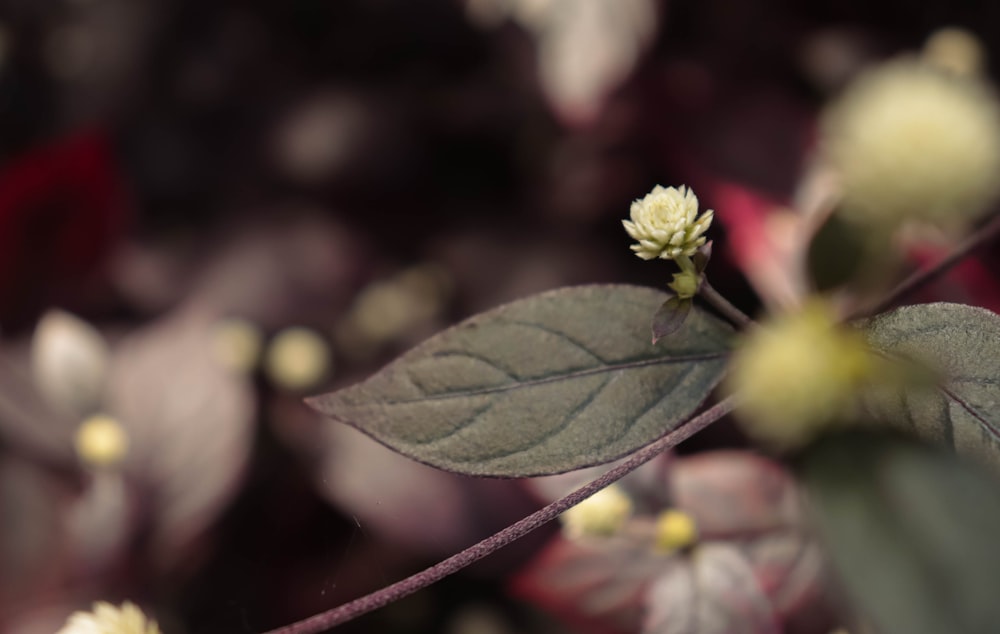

[57,601,162,634]
[726,301,872,448]
[560,484,633,539]
[264,327,331,391]
[74,414,129,468]
[668,270,701,299]
[822,59,1000,228]
[654,509,698,552]
[923,27,984,77]
[623,185,714,261]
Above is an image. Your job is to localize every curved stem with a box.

[262,396,738,634]
[698,280,753,329]
[851,212,1000,320]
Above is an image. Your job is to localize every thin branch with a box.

[699,280,753,329]
[851,212,1000,320]
[262,396,738,634]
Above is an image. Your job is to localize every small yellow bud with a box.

[668,270,701,299]
[57,601,161,634]
[654,509,698,552]
[726,301,872,448]
[211,318,264,374]
[623,185,713,261]
[923,27,985,77]
[560,485,633,539]
[74,414,129,468]
[264,327,331,391]
[822,59,1000,228]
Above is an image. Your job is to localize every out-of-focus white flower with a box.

[464,0,658,123]
[31,310,110,416]
[211,317,264,375]
[623,185,714,261]
[56,601,161,634]
[560,484,633,538]
[923,27,985,77]
[725,301,872,448]
[822,59,1000,228]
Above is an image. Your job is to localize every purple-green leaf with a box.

[652,297,693,344]
[309,285,731,477]
[861,302,1000,468]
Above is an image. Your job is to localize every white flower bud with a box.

[57,601,161,634]
[560,484,633,538]
[822,60,1000,228]
[623,185,714,261]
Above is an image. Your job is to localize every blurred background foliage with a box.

[2,0,1000,632]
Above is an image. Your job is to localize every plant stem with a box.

[699,280,753,329]
[262,396,738,634]
[851,212,1000,319]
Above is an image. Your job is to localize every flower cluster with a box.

[822,59,1000,228]
[725,302,873,448]
[623,185,713,261]
[560,484,633,538]
[57,601,161,634]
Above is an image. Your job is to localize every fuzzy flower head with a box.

[822,59,1000,228]
[57,601,162,634]
[560,484,633,539]
[623,185,713,261]
[725,301,872,448]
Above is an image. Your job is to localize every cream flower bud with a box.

[74,414,129,468]
[822,60,1000,228]
[560,484,633,538]
[623,185,713,260]
[57,601,162,634]
[726,301,872,448]
[654,509,698,552]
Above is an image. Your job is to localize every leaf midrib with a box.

[386,351,729,405]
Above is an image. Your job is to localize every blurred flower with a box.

[822,60,1000,228]
[560,484,633,538]
[465,0,658,123]
[623,185,713,261]
[264,326,331,391]
[923,27,985,77]
[726,301,872,448]
[56,601,161,634]
[74,414,129,468]
[211,317,264,375]
[31,310,109,416]
[653,509,698,552]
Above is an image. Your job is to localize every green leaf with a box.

[799,429,1000,634]
[861,302,1000,468]
[309,285,732,477]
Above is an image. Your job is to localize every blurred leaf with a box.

[104,310,255,568]
[314,422,538,560]
[309,285,731,477]
[806,212,865,291]
[644,544,781,634]
[861,302,1000,468]
[669,451,802,538]
[737,533,829,625]
[511,525,673,634]
[651,297,692,344]
[799,429,1000,634]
